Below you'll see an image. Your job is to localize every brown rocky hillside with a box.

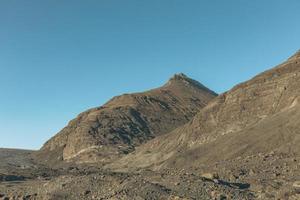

[111,50,300,171]
[37,73,217,164]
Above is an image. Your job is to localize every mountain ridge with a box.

[108,50,300,172]
[36,73,217,165]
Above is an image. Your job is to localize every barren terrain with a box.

[1,51,300,200]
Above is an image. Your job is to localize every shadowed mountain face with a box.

[111,50,300,171]
[37,74,217,164]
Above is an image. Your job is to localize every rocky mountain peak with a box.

[169,73,189,80]
[166,73,217,96]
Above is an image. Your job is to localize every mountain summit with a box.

[37,74,217,164]
[166,73,217,96]
[167,73,190,83]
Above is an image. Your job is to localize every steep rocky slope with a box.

[111,50,300,170]
[36,73,217,164]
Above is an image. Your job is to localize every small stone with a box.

[213,179,220,184]
[24,194,32,200]
[273,172,281,177]
[293,181,300,188]
[218,194,227,200]
[100,175,105,179]
[210,191,217,198]
[84,190,91,195]
[229,174,237,182]
[201,172,219,180]
[249,169,255,175]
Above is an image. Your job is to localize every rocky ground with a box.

[0,149,299,199]
[0,163,253,200]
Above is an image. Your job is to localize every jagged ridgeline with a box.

[36,73,217,164]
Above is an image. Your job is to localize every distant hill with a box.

[0,148,34,174]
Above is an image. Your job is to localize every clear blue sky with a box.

[1,0,300,149]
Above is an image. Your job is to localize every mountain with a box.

[101,51,300,199]
[36,73,217,164]
[2,51,300,200]
[111,50,300,171]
